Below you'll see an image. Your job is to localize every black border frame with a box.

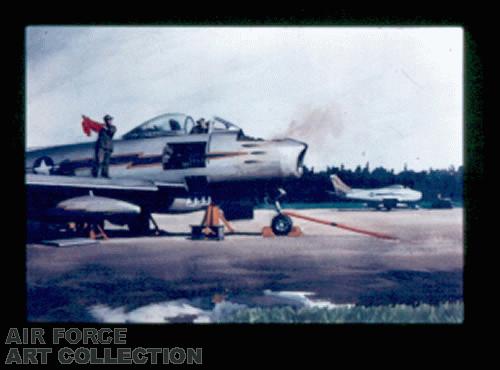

[5,11,486,365]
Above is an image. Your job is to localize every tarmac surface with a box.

[27,208,463,322]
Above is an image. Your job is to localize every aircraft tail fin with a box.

[330,174,352,196]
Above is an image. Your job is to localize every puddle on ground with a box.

[88,290,355,323]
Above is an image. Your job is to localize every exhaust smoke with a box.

[274,103,344,168]
[278,103,344,142]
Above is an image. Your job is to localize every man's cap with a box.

[103,114,113,121]
[196,118,205,124]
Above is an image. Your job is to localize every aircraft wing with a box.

[26,174,186,193]
[26,174,190,223]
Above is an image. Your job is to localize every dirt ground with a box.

[27,208,463,321]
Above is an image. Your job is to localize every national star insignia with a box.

[33,159,54,175]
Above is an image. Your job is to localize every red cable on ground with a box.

[331,222,397,240]
[282,211,398,241]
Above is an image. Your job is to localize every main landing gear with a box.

[127,212,162,236]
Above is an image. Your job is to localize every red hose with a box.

[332,222,397,240]
[282,211,398,240]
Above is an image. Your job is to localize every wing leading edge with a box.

[26,174,186,192]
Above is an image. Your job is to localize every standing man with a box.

[92,114,117,178]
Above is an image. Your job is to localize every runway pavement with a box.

[27,208,463,322]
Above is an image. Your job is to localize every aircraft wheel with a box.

[271,214,293,236]
[383,199,397,211]
[128,213,151,235]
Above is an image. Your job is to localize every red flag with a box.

[81,115,104,136]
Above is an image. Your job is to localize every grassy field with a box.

[216,302,464,324]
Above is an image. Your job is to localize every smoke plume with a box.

[273,103,344,168]
[277,103,344,147]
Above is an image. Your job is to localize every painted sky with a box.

[26,26,463,171]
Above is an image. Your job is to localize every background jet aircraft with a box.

[330,174,422,210]
[26,113,308,236]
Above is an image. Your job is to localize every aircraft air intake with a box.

[274,139,308,178]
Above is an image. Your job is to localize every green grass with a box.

[216,302,464,323]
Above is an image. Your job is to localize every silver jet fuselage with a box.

[27,115,307,185]
[331,174,422,210]
[26,114,308,216]
[26,134,305,184]
[344,186,423,203]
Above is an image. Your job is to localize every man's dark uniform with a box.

[92,115,116,178]
[190,119,208,134]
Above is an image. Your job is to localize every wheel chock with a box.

[288,226,304,237]
[261,226,275,238]
[261,226,303,237]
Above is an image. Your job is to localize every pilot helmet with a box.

[103,114,113,122]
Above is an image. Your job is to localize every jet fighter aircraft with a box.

[26,113,308,236]
[330,174,422,210]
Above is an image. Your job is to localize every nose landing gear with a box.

[268,188,300,237]
[271,213,293,236]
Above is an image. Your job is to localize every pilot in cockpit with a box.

[169,119,181,131]
[190,118,208,134]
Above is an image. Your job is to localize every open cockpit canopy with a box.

[122,113,244,140]
[386,184,405,189]
[122,113,193,139]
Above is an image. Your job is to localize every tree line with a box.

[281,163,463,203]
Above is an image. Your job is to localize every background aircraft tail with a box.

[330,174,352,196]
